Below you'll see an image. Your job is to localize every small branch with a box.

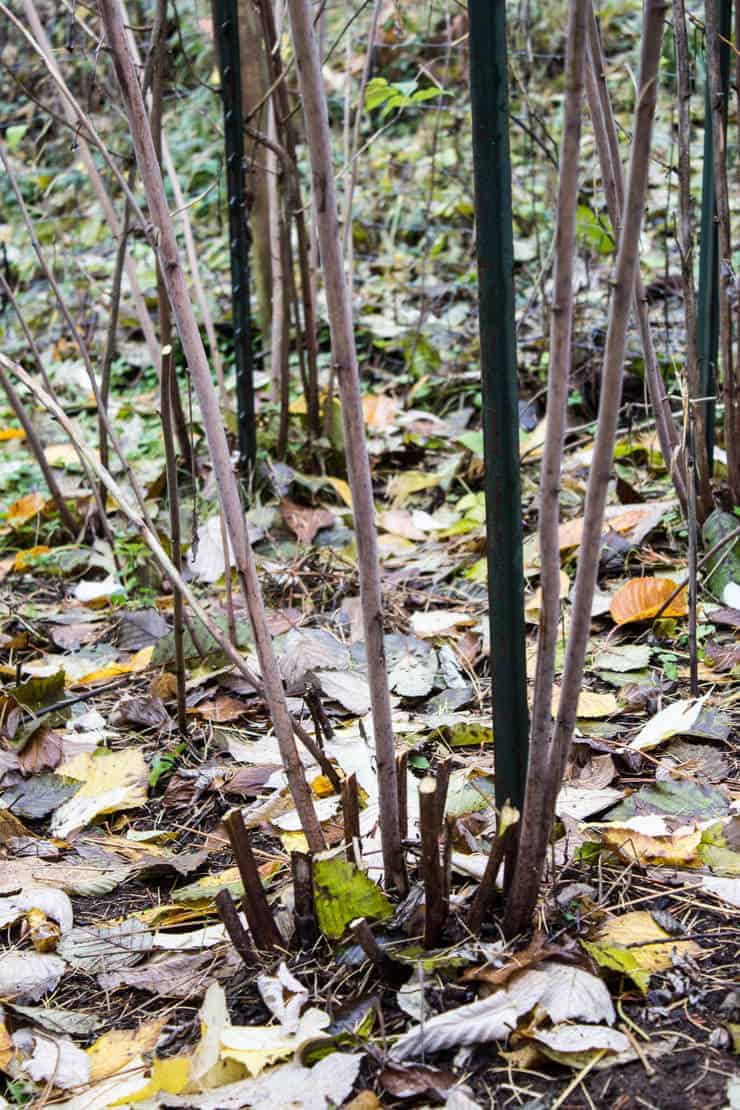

[215,887,258,966]
[351,917,410,987]
[419,776,447,948]
[161,346,188,736]
[342,771,361,850]
[224,808,283,951]
[291,851,319,949]
[396,750,408,843]
[466,809,518,935]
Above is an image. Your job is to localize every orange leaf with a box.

[0,427,26,442]
[5,491,47,528]
[13,545,50,571]
[362,393,398,430]
[610,577,687,626]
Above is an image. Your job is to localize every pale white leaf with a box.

[0,885,73,934]
[529,1022,630,1057]
[256,962,307,1031]
[12,1027,89,1090]
[628,697,706,751]
[0,952,65,1002]
[314,670,371,715]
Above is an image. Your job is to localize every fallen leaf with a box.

[610,577,687,625]
[0,951,65,1002]
[162,1052,364,1109]
[73,574,124,606]
[410,610,473,639]
[279,498,335,544]
[219,1008,331,1076]
[5,491,47,528]
[581,910,700,992]
[315,670,371,715]
[598,824,702,867]
[86,1018,165,1083]
[313,854,393,939]
[57,917,153,973]
[12,1027,90,1090]
[391,962,614,1059]
[50,747,149,836]
[188,695,249,723]
[524,1023,630,1067]
[325,476,353,507]
[0,884,73,935]
[363,393,399,429]
[13,545,50,571]
[552,688,619,719]
[628,697,706,751]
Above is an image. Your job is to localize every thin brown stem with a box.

[224,808,283,951]
[584,2,686,511]
[286,0,406,894]
[672,0,713,518]
[419,776,447,948]
[524,0,587,906]
[161,346,188,736]
[504,0,667,938]
[99,0,325,853]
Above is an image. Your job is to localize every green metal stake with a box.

[696,0,731,472]
[467,0,529,814]
[213,0,256,479]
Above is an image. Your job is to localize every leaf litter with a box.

[0,9,738,1110]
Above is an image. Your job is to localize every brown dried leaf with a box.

[279,498,335,545]
[188,695,250,723]
[18,726,63,775]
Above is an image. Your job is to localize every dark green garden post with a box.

[213,0,257,479]
[467,0,529,814]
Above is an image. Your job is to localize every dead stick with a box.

[215,888,257,966]
[99,0,325,852]
[161,345,188,736]
[291,851,319,949]
[224,808,283,951]
[466,823,514,935]
[396,751,408,843]
[351,917,410,987]
[342,772,361,849]
[419,776,446,948]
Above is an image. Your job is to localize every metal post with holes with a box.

[213,0,256,478]
[467,0,529,819]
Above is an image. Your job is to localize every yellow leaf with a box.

[600,825,702,867]
[0,427,25,441]
[72,645,153,687]
[386,470,441,505]
[0,1019,13,1071]
[280,830,309,854]
[86,1019,164,1082]
[51,748,148,837]
[311,774,337,798]
[551,687,618,718]
[325,476,352,507]
[582,910,700,993]
[13,545,50,571]
[5,491,47,528]
[610,578,687,625]
[110,1055,191,1105]
[44,443,88,467]
[219,1009,331,1076]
